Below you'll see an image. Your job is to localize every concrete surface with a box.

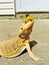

[0,18,49,65]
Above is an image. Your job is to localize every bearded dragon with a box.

[0,16,40,61]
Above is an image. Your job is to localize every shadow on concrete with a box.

[30,40,37,49]
[17,40,37,57]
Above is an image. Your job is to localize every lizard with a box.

[0,15,40,61]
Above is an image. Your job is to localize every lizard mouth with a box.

[19,33,29,39]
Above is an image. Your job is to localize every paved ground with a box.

[0,18,49,65]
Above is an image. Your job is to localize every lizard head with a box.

[24,15,34,24]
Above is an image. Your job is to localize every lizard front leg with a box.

[24,40,40,61]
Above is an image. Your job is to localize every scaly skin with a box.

[0,21,32,57]
[0,20,33,57]
[0,37,26,57]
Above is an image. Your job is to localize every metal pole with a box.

[20,0,21,10]
[14,0,16,17]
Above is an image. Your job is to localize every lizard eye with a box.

[21,28,23,30]
[21,28,25,31]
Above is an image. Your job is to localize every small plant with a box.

[25,12,29,17]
